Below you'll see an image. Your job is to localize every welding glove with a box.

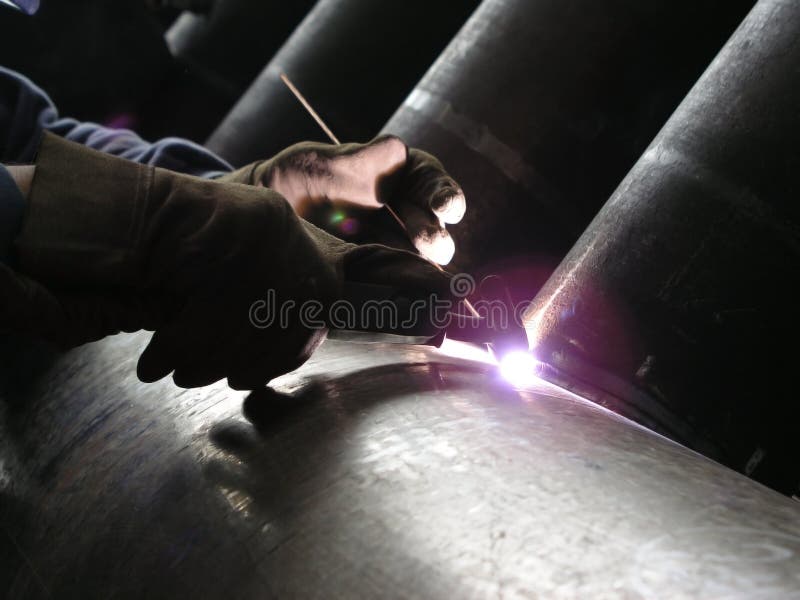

[218,135,466,266]
[6,132,451,389]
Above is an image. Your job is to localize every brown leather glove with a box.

[218,135,466,265]
[6,133,450,389]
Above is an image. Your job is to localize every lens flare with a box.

[499,351,539,387]
[340,217,359,235]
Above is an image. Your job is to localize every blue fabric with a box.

[0,64,236,263]
[0,163,25,262]
[0,65,233,176]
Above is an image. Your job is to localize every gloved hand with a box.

[218,135,466,266]
[7,133,451,389]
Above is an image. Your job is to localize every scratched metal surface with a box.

[1,333,799,598]
[381,0,755,283]
[523,0,800,493]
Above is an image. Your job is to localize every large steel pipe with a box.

[2,335,800,597]
[381,0,755,290]
[165,0,317,95]
[206,0,481,166]
[524,0,800,492]
[139,0,318,141]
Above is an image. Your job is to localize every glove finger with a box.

[168,323,231,388]
[138,329,180,383]
[343,244,453,298]
[226,325,327,391]
[430,189,466,225]
[393,148,466,225]
[136,299,218,384]
[140,293,324,389]
[168,303,282,388]
[58,293,167,344]
[389,201,455,265]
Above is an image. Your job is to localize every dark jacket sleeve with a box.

[0,65,233,178]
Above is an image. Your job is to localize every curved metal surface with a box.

[141,0,319,142]
[524,0,800,492]
[166,0,317,94]
[206,0,481,166]
[380,0,755,286]
[2,333,799,598]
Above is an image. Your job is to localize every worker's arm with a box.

[1,133,451,389]
[0,65,233,177]
[1,66,466,263]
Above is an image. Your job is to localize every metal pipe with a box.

[524,0,800,492]
[381,0,755,289]
[165,0,317,95]
[153,0,318,140]
[3,334,800,596]
[206,0,482,166]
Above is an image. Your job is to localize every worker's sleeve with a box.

[0,65,234,178]
[13,132,151,289]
